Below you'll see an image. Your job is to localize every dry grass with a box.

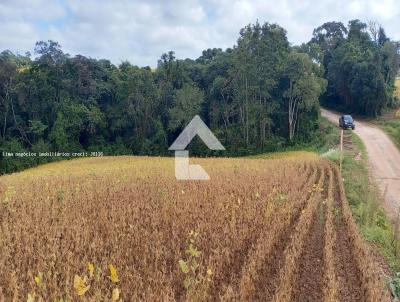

[396,78,400,99]
[0,156,389,301]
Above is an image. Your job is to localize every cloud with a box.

[0,0,66,21]
[0,0,399,66]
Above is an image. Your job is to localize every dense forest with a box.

[0,20,399,173]
[303,20,400,116]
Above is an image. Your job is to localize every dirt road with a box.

[321,108,400,220]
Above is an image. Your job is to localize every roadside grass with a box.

[316,117,342,153]
[258,116,400,272]
[378,120,400,150]
[259,119,400,272]
[252,117,341,161]
[247,116,340,162]
[372,78,400,150]
[265,116,342,155]
[326,130,400,271]
[346,134,400,270]
[377,78,400,148]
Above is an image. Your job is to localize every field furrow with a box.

[0,156,389,301]
[233,163,321,301]
[291,162,335,301]
[271,165,327,302]
[334,168,390,302]
[208,162,317,300]
[292,200,326,301]
[331,167,366,302]
[322,168,338,302]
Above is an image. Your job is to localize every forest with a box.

[0,19,399,173]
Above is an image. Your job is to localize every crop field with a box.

[0,155,389,301]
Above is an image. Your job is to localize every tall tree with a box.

[283,52,327,140]
[312,20,399,116]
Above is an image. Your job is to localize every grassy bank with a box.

[344,134,400,271]
[375,78,400,149]
[258,116,343,155]
[258,116,399,272]
[325,129,400,271]
[377,118,400,150]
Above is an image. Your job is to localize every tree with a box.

[229,22,290,149]
[0,51,33,146]
[312,20,399,116]
[378,27,389,46]
[0,52,16,141]
[283,52,327,140]
[368,20,380,44]
[28,120,47,143]
[310,21,348,67]
[49,112,68,150]
[0,20,365,173]
[168,84,204,131]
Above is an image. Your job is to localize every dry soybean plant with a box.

[0,155,389,301]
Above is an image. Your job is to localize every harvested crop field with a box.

[0,155,389,301]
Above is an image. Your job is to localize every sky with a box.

[0,0,399,67]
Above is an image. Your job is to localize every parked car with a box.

[339,115,355,130]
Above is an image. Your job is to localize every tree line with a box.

[301,20,399,116]
[0,20,398,173]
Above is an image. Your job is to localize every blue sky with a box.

[0,0,399,66]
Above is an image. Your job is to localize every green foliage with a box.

[379,120,400,150]
[3,21,394,173]
[0,21,348,174]
[389,272,400,301]
[283,51,327,140]
[322,149,341,163]
[178,231,213,300]
[169,84,204,131]
[57,188,65,205]
[0,139,33,173]
[49,113,68,150]
[28,120,47,137]
[308,20,400,117]
[339,131,400,271]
